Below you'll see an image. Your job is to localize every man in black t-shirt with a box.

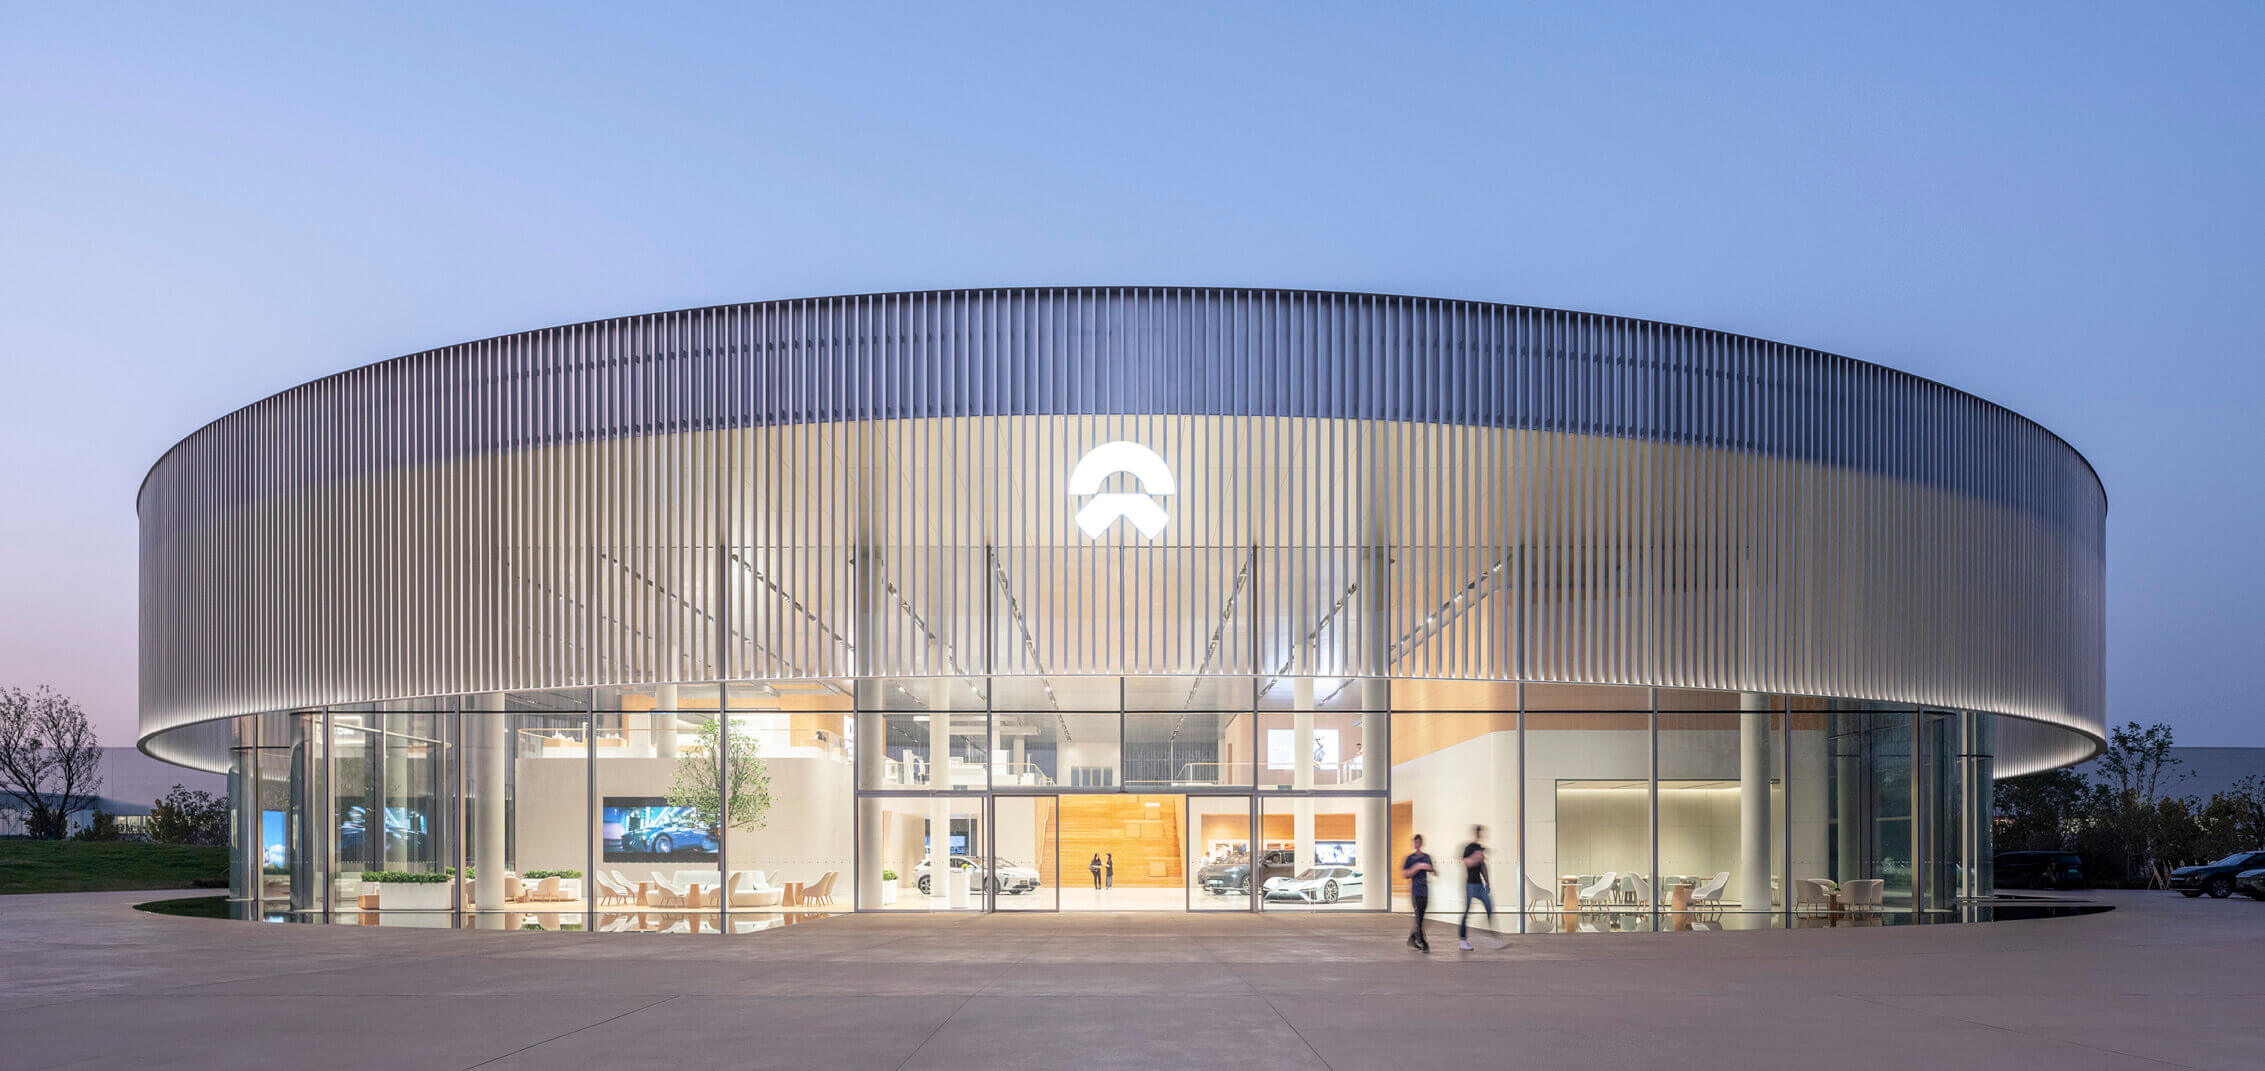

[1459,824,1501,950]
[1401,834,1435,952]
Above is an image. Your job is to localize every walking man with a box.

[1459,824,1503,950]
[1402,833,1435,951]
[1105,852,1115,889]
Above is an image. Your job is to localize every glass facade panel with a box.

[1526,709,1651,929]
[721,712,853,916]
[989,712,1119,789]
[1187,796,1254,910]
[1256,796,1388,910]
[864,796,985,910]
[329,710,451,913]
[1124,713,1244,789]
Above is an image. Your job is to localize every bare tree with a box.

[0,686,104,839]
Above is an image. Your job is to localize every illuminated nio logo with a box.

[1067,441,1175,539]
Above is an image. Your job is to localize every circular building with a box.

[139,288,2105,925]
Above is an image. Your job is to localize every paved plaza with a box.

[1,890,2258,1070]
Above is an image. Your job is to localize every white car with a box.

[912,855,1043,895]
[1262,866,1363,903]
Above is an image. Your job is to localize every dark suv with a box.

[2168,850,2265,898]
[1196,849,1295,896]
[1993,851,2085,890]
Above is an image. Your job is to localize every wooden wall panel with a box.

[1057,795,1186,887]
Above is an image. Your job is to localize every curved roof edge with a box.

[136,286,2107,510]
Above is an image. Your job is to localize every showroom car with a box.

[914,855,1042,895]
[1262,866,1364,903]
[2235,868,2265,901]
[1197,849,1295,896]
[2167,850,2265,898]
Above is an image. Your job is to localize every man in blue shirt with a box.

[1402,834,1435,952]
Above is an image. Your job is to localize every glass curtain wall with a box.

[244,680,1992,923]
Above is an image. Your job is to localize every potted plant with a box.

[359,870,453,910]
[881,869,900,905]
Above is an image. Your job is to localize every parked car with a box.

[1994,851,2086,890]
[1263,866,1364,903]
[2167,850,2265,898]
[2237,869,2265,901]
[1196,849,1295,896]
[913,855,1041,895]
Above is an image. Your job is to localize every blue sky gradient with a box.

[3,3,2258,747]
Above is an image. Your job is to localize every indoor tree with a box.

[666,716,773,838]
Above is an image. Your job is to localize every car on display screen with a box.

[617,818,719,856]
[1994,851,2086,890]
[1263,866,1364,903]
[913,855,1042,895]
[2237,869,2265,901]
[1197,849,1295,896]
[2167,850,2265,898]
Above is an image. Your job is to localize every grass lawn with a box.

[0,840,228,894]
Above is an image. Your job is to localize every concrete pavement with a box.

[1,890,2258,1070]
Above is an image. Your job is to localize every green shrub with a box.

[359,870,451,884]
[525,868,582,879]
[261,864,289,875]
[882,869,898,881]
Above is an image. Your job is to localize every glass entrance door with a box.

[990,796,1057,911]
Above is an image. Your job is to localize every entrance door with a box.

[990,796,1057,911]
[1056,794,1188,910]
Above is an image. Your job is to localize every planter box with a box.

[367,881,453,911]
[881,883,899,905]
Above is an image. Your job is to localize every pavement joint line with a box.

[896,925,1036,1070]
[1841,993,2209,1071]
[456,993,680,1071]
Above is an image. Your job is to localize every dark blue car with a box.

[618,817,718,855]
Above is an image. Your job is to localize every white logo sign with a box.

[1067,441,1175,539]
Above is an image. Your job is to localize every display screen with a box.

[1314,841,1357,866]
[602,796,718,861]
[261,810,287,869]
[335,804,429,859]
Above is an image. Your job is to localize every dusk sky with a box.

[3,4,2258,748]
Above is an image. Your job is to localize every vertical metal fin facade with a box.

[138,288,2107,769]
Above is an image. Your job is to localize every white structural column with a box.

[853,549,886,909]
[929,687,956,908]
[1292,676,1315,879]
[1836,731,1863,881]
[472,692,507,912]
[1739,691,1772,908]
[656,684,680,758]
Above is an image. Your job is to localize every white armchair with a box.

[1689,871,1730,916]
[1839,878,1884,915]
[1623,872,1652,906]
[1525,874,1558,914]
[1792,877,1836,916]
[1578,871,1620,907]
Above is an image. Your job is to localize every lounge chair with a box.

[1689,872,1730,917]
[1792,877,1835,916]
[1623,872,1652,906]
[649,873,693,908]
[524,875,572,902]
[1524,874,1558,914]
[1839,878,1884,915]
[1578,871,1620,908]
[806,871,840,905]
